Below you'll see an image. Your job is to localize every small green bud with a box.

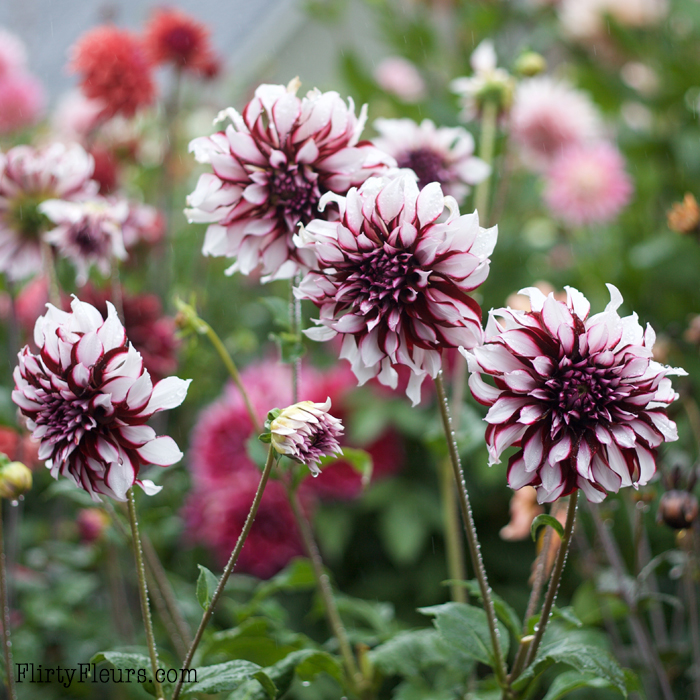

[515,51,547,77]
[0,461,32,500]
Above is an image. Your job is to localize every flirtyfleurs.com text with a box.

[15,663,196,689]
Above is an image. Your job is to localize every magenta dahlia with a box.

[12,297,190,501]
[185,80,395,281]
[461,285,685,503]
[295,173,497,405]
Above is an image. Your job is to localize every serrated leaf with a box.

[552,606,583,627]
[444,579,522,642]
[531,514,564,542]
[196,564,220,610]
[252,557,316,605]
[419,602,509,667]
[369,629,446,677]
[541,670,617,700]
[182,660,272,697]
[90,651,151,672]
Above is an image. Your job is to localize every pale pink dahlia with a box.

[374,57,427,103]
[295,173,497,405]
[185,81,395,281]
[0,27,27,78]
[510,77,602,171]
[372,118,490,202]
[543,143,633,226]
[0,143,97,280]
[0,72,45,135]
[461,285,685,503]
[40,197,128,284]
[12,297,190,501]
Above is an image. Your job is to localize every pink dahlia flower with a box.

[461,285,685,503]
[0,72,45,135]
[374,57,426,103]
[295,173,497,405]
[185,81,395,281]
[510,77,602,171]
[0,27,27,78]
[12,297,190,501]
[41,197,128,284]
[543,142,633,226]
[372,118,490,202]
[0,143,97,280]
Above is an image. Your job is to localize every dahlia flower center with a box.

[269,166,321,226]
[165,27,197,60]
[72,222,109,256]
[38,391,98,447]
[397,148,446,189]
[8,193,50,239]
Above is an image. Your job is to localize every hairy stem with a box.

[0,501,17,700]
[439,458,467,603]
[171,447,276,700]
[126,488,165,700]
[290,276,303,404]
[473,100,499,225]
[434,372,508,687]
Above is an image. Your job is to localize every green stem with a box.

[521,491,578,674]
[439,458,467,603]
[290,276,303,404]
[473,100,499,225]
[41,240,61,307]
[171,447,276,700]
[126,488,165,700]
[434,373,508,687]
[110,258,125,322]
[0,501,17,700]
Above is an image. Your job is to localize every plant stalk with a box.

[41,240,61,307]
[126,487,165,700]
[290,276,303,403]
[171,447,276,700]
[434,372,508,687]
[439,458,467,603]
[473,100,499,225]
[0,501,17,700]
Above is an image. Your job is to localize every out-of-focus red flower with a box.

[0,426,40,470]
[89,146,120,194]
[143,7,220,77]
[69,26,156,119]
[76,507,111,543]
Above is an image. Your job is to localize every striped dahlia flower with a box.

[295,173,497,405]
[461,285,685,503]
[0,143,97,281]
[12,297,190,502]
[185,81,395,281]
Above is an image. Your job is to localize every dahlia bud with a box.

[0,460,32,500]
[515,51,547,77]
[76,508,111,543]
[266,399,344,475]
[657,490,699,530]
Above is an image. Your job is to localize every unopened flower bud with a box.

[0,461,32,499]
[76,508,111,543]
[268,399,344,475]
[515,51,547,77]
[657,490,699,530]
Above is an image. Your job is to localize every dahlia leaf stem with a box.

[434,372,508,686]
[473,99,499,225]
[126,487,165,700]
[171,446,276,700]
[0,501,17,700]
[520,490,578,674]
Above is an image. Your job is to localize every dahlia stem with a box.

[473,99,499,225]
[434,372,508,687]
[283,477,364,694]
[681,530,700,700]
[126,487,165,700]
[439,457,467,603]
[41,240,61,307]
[110,258,125,322]
[290,275,303,404]
[521,491,578,674]
[0,501,17,700]
[171,446,276,700]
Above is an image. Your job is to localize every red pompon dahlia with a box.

[0,143,97,281]
[295,173,497,405]
[12,297,190,501]
[185,81,395,281]
[461,285,686,503]
[69,26,156,119]
[143,7,220,77]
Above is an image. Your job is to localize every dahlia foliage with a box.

[12,297,190,502]
[462,285,685,503]
[296,173,497,405]
[186,81,395,280]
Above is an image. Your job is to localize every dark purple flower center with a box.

[269,166,321,229]
[37,392,97,454]
[398,148,446,189]
[71,222,108,257]
[165,27,197,61]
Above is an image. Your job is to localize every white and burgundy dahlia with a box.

[372,118,490,202]
[269,399,344,475]
[295,173,497,405]
[185,81,395,281]
[0,143,97,280]
[41,197,128,284]
[12,297,190,501]
[461,285,685,503]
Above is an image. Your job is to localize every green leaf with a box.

[369,629,446,677]
[252,557,316,603]
[90,651,151,673]
[444,579,522,642]
[318,447,373,490]
[512,639,628,697]
[182,660,274,697]
[269,332,305,364]
[419,602,509,667]
[541,670,618,700]
[552,606,583,628]
[531,514,565,542]
[259,296,292,331]
[196,565,220,610]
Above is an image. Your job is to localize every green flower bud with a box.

[515,52,547,77]
[0,461,32,500]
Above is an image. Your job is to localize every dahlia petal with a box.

[531,356,554,376]
[227,131,267,165]
[558,324,575,355]
[96,438,119,463]
[576,439,593,479]
[97,303,127,351]
[635,444,656,484]
[519,403,547,424]
[75,332,103,367]
[646,412,678,442]
[145,376,191,413]
[104,459,136,502]
[501,329,544,358]
[406,370,426,407]
[119,424,156,447]
[304,324,337,341]
[137,436,183,466]
[542,295,573,337]
[604,442,632,487]
[126,372,154,411]
[502,370,537,393]
[523,428,545,472]
[611,424,637,449]
[628,418,663,447]
[489,422,527,464]
[577,476,607,503]
[416,182,445,228]
[508,454,537,490]
[296,138,320,164]
[591,456,621,493]
[70,296,104,333]
[485,396,528,424]
[549,434,572,463]
[473,344,528,374]
[539,461,563,494]
[518,286,547,313]
[334,314,366,333]
[137,479,163,496]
